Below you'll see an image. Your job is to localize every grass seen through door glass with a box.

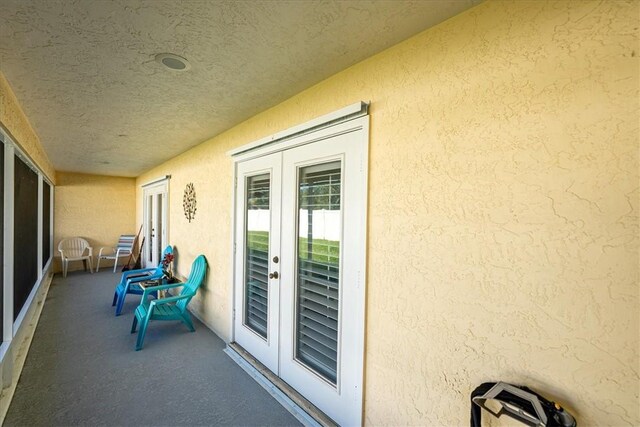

[246,231,339,265]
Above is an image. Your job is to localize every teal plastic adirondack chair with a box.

[112,245,173,316]
[130,255,207,350]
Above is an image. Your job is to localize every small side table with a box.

[139,278,168,299]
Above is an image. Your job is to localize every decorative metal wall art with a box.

[183,183,197,222]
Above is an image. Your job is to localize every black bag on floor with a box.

[471,381,576,427]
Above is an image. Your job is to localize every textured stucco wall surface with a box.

[137,1,639,425]
[0,73,55,182]
[55,172,136,273]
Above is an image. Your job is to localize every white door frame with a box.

[230,104,369,426]
[142,178,169,268]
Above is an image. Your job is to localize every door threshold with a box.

[225,342,338,427]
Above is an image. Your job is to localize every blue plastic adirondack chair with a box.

[112,245,173,316]
[130,255,207,350]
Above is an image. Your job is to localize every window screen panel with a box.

[14,156,38,320]
[42,181,51,268]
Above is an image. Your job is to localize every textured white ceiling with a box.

[0,0,479,177]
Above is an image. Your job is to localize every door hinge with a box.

[233,309,236,320]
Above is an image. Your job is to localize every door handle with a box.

[269,271,279,279]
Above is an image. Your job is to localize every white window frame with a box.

[0,129,54,363]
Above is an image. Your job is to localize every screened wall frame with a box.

[0,128,54,363]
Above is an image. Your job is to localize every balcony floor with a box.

[4,269,300,426]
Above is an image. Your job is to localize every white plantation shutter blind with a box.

[245,174,270,338]
[296,162,341,384]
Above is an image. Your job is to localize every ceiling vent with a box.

[155,53,191,72]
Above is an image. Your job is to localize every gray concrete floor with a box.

[4,270,301,426]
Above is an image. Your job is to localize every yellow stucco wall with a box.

[0,73,55,182]
[55,172,137,273]
[136,1,639,425]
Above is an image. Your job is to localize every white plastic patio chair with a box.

[96,235,136,272]
[58,237,93,278]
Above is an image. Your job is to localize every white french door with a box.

[233,116,367,426]
[143,180,169,268]
[234,153,282,372]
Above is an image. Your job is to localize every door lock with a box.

[269,271,279,279]
[272,256,279,263]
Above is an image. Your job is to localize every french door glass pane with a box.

[244,174,270,339]
[147,195,153,262]
[295,161,341,384]
[156,194,163,263]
